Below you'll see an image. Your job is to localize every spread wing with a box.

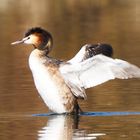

[68,43,113,64]
[60,55,140,97]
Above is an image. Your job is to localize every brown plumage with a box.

[11,27,140,114]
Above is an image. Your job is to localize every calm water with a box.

[0,0,140,139]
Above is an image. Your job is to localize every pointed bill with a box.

[11,40,24,45]
[11,37,29,45]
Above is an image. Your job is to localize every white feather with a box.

[29,50,66,113]
[68,45,87,64]
[60,54,140,89]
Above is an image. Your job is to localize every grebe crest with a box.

[11,27,140,114]
[12,27,53,53]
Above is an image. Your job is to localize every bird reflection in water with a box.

[38,114,105,140]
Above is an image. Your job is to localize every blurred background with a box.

[0,0,139,115]
[0,0,140,140]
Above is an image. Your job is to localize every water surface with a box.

[0,0,140,139]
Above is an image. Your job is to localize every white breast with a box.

[29,50,66,113]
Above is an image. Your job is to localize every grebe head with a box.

[11,27,53,53]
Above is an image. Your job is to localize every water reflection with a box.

[0,0,140,140]
[38,115,105,140]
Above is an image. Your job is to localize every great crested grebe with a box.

[11,27,140,114]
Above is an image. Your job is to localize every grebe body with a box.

[11,27,140,114]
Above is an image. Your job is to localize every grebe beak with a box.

[11,36,30,45]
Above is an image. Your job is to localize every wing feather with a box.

[60,55,140,90]
[68,44,113,64]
